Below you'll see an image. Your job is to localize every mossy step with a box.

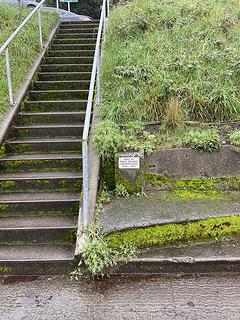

[18,111,88,124]
[56,32,97,39]
[14,124,85,137]
[0,152,82,172]
[58,28,98,34]
[33,80,91,90]
[50,44,96,50]
[5,137,82,153]
[101,192,240,234]
[38,72,92,81]
[23,100,87,112]
[0,192,79,214]
[41,64,92,72]
[53,38,97,45]
[47,49,95,57]
[0,244,76,275]
[28,89,89,101]
[0,215,76,243]
[0,171,83,193]
[44,57,93,65]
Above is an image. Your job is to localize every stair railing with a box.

[0,0,58,106]
[81,0,109,229]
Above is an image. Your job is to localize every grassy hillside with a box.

[0,5,59,119]
[101,0,240,125]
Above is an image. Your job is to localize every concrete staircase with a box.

[0,20,99,276]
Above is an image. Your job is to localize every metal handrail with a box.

[81,0,109,229]
[0,0,58,105]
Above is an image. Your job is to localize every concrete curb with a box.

[108,239,240,275]
[0,21,60,146]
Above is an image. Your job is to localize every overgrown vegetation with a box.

[107,215,240,250]
[102,0,240,124]
[71,221,137,278]
[0,5,59,119]
[95,0,240,155]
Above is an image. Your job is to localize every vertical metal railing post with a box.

[107,0,110,16]
[82,140,89,228]
[5,48,14,106]
[96,50,101,106]
[103,4,106,43]
[38,6,43,49]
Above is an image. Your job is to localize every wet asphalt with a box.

[0,273,240,320]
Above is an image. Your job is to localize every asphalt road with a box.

[0,273,240,320]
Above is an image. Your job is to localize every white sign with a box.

[119,156,140,169]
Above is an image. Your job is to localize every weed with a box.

[229,130,240,146]
[71,221,137,277]
[115,183,129,198]
[184,129,221,151]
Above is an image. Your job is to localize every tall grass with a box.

[0,5,59,119]
[101,0,240,124]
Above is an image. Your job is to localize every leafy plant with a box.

[115,183,129,198]
[71,221,137,278]
[229,130,240,146]
[184,129,221,151]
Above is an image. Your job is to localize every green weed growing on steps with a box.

[0,5,59,120]
[101,0,240,125]
[71,221,137,278]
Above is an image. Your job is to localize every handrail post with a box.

[82,140,89,228]
[38,6,43,49]
[5,48,14,106]
[96,50,101,106]
[103,3,106,43]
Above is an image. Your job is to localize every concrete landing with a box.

[101,192,240,234]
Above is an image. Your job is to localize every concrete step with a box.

[0,152,82,172]
[0,192,79,214]
[60,23,99,29]
[47,49,95,57]
[109,239,240,275]
[14,124,85,137]
[33,80,91,90]
[50,44,96,51]
[60,20,99,24]
[0,216,76,243]
[18,111,88,124]
[58,28,98,34]
[0,171,82,192]
[41,63,92,73]
[38,72,92,81]
[29,89,89,101]
[5,137,82,153]
[44,56,94,65]
[0,244,76,275]
[56,32,97,39]
[23,100,88,112]
[53,38,97,45]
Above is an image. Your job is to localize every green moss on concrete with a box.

[145,173,240,192]
[0,145,6,157]
[107,216,240,250]
[115,167,143,194]
[0,181,16,192]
